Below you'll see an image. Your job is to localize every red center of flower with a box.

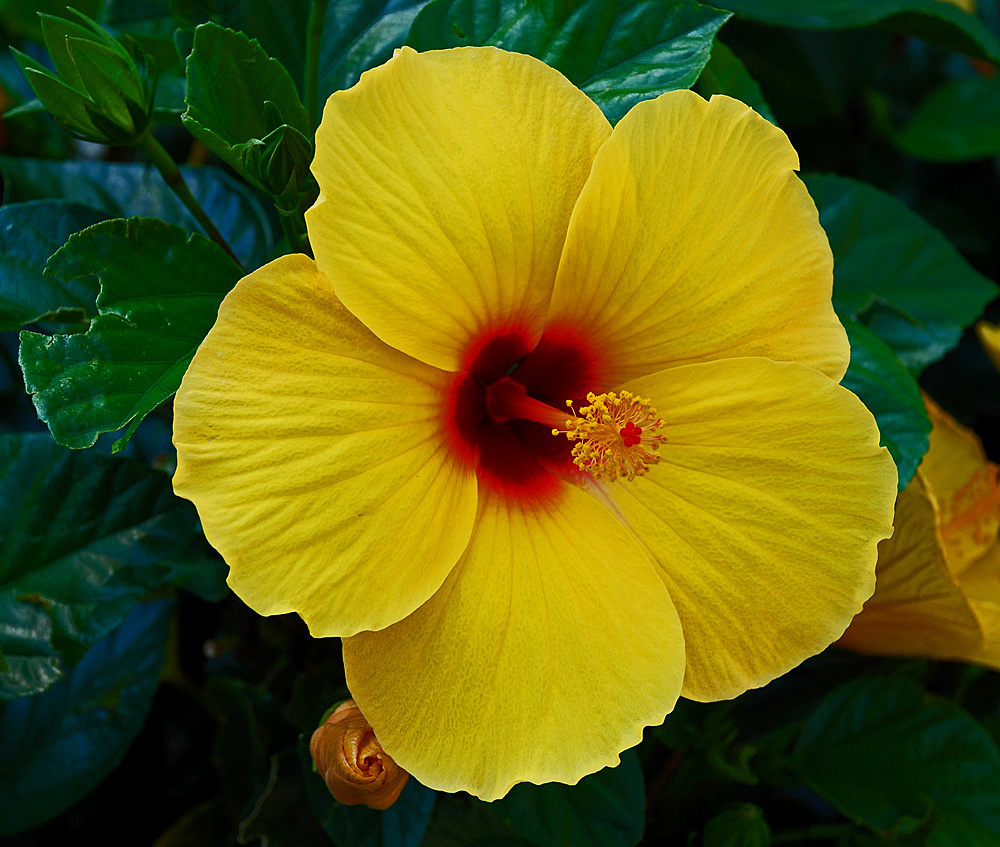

[444,325,603,504]
[620,421,643,447]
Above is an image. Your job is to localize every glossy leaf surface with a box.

[20,218,240,451]
[0,600,171,836]
[407,0,730,123]
[0,157,274,269]
[0,433,195,699]
[808,173,997,373]
[0,200,106,330]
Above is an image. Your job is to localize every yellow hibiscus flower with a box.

[841,397,1000,668]
[172,46,897,800]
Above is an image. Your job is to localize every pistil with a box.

[484,379,666,482]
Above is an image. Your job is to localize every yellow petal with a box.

[920,396,1000,575]
[839,479,984,662]
[343,486,685,801]
[307,46,611,372]
[603,357,896,701]
[958,544,1000,669]
[976,320,1000,374]
[173,255,477,637]
[548,90,846,385]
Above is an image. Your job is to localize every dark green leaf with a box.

[408,0,729,123]
[894,75,1000,163]
[238,749,335,846]
[841,320,929,490]
[0,599,171,836]
[793,677,1000,844]
[0,156,274,269]
[20,217,241,451]
[711,0,1000,63]
[493,751,645,847]
[171,0,312,91]
[806,173,997,372]
[695,40,775,124]
[0,433,195,699]
[703,804,772,847]
[0,200,107,330]
[422,794,532,847]
[320,0,432,102]
[183,22,311,184]
[302,739,438,847]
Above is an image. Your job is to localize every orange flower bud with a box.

[309,699,409,810]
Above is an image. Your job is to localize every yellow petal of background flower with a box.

[921,396,999,575]
[343,486,685,801]
[838,478,985,662]
[548,90,847,385]
[173,255,477,637]
[956,544,1000,669]
[976,320,1000,373]
[307,46,611,372]
[604,358,896,701]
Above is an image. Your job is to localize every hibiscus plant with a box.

[1,1,1000,846]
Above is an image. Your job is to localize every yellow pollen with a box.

[553,390,666,482]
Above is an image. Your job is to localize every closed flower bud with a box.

[309,699,409,810]
[10,9,155,146]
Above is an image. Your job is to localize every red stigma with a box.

[620,421,642,448]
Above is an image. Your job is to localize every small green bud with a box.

[11,9,156,145]
[241,123,314,207]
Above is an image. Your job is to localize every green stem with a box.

[305,0,330,127]
[278,204,310,256]
[138,131,243,270]
[772,823,856,844]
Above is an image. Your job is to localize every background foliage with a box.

[1,0,1000,845]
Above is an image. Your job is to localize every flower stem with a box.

[137,131,243,270]
[278,203,310,256]
[305,0,330,127]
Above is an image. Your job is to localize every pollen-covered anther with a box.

[557,390,666,482]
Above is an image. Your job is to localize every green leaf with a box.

[703,804,772,847]
[793,677,1000,844]
[806,173,997,373]
[408,0,729,124]
[171,0,312,93]
[695,40,776,125]
[710,0,1000,64]
[0,600,171,836]
[422,795,532,847]
[12,54,103,141]
[0,156,274,270]
[20,217,241,452]
[302,740,438,847]
[894,75,1000,163]
[493,751,645,847]
[841,320,930,490]
[0,433,196,700]
[183,22,311,184]
[320,0,432,102]
[0,200,107,330]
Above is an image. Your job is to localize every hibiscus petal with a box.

[549,90,847,384]
[173,255,477,636]
[343,485,685,801]
[920,396,1000,576]
[839,478,985,662]
[958,544,1000,669]
[604,357,896,701]
[308,46,612,372]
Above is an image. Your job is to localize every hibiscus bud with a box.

[10,9,155,146]
[309,699,408,809]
